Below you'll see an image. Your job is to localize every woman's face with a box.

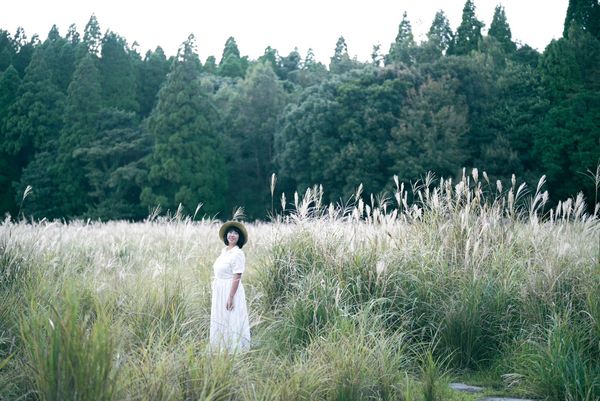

[227,229,239,246]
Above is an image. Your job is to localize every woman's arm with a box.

[226,273,242,311]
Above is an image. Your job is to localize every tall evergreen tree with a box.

[371,44,383,66]
[536,29,600,202]
[0,30,14,71]
[0,66,21,215]
[83,14,102,56]
[3,50,66,219]
[278,48,302,82]
[3,50,64,161]
[38,25,78,93]
[481,62,546,179]
[74,109,150,219]
[448,0,484,55]
[204,55,217,74]
[220,62,287,217]
[0,66,20,131]
[219,36,245,78]
[141,35,227,215]
[329,36,355,74]
[258,46,279,72]
[275,81,340,196]
[137,47,170,117]
[99,31,138,111]
[12,27,38,77]
[564,0,600,40]
[296,48,328,87]
[419,10,454,62]
[66,24,80,45]
[57,53,102,216]
[387,12,416,65]
[488,5,516,53]
[539,29,600,101]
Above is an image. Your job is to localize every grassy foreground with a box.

[1,171,599,401]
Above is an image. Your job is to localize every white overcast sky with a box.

[1,0,568,64]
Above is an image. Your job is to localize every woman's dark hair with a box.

[223,227,245,248]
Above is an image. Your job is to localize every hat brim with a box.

[219,221,248,243]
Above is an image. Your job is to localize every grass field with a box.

[1,171,599,400]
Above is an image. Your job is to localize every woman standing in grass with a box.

[209,221,251,352]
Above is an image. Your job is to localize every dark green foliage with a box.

[488,5,516,54]
[2,49,64,217]
[11,27,38,78]
[423,55,495,167]
[276,67,418,201]
[0,65,20,134]
[203,55,217,74]
[99,32,139,112]
[39,25,78,93]
[57,54,102,217]
[219,62,287,218]
[137,47,169,117]
[512,44,540,68]
[540,29,600,101]
[448,0,484,56]
[74,109,149,220]
[257,46,278,72]
[536,30,600,202]
[218,36,247,78]
[66,24,80,45]
[277,48,301,82]
[0,66,21,215]
[275,87,331,195]
[3,50,64,158]
[16,147,66,219]
[418,10,453,63]
[564,0,600,40]
[535,91,600,202]
[0,1,598,220]
[388,76,468,183]
[460,57,547,180]
[329,36,358,74]
[82,14,102,56]
[296,48,328,87]
[387,12,416,66]
[0,154,18,215]
[0,30,15,71]
[371,44,383,67]
[141,35,227,215]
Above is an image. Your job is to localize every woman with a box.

[209,221,251,352]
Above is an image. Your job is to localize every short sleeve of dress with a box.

[232,250,246,274]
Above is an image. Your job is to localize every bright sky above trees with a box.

[2,0,567,63]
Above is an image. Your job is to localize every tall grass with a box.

[509,311,600,401]
[0,169,598,400]
[19,285,118,401]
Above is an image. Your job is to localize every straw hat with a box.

[219,221,248,242]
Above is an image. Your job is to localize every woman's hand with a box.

[226,273,242,311]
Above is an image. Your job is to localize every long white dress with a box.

[209,245,251,352]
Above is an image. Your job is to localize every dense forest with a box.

[0,0,598,220]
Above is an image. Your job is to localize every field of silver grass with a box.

[1,169,599,401]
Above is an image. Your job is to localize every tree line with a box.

[0,0,598,220]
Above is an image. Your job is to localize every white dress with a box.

[209,245,251,352]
